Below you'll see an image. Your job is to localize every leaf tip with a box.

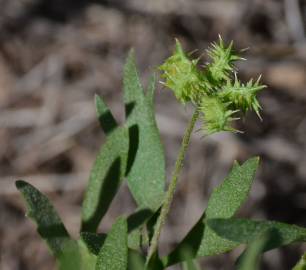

[252,156,260,166]
[116,216,128,227]
[15,180,27,190]
[127,48,136,61]
[94,93,100,102]
[243,156,260,167]
[95,94,104,109]
[233,160,240,167]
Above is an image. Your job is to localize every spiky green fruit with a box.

[159,40,210,104]
[199,96,239,134]
[206,35,242,85]
[219,75,266,118]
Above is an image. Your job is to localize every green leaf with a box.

[206,158,259,219]
[96,217,128,270]
[147,207,161,243]
[183,260,201,270]
[16,180,82,269]
[128,250,146,270]
[81,208,152,254]
[79,232,145,270]
[58,241,82,270]
[128,229,141,250]
[181,247,201,270]
[146,74,157,105]
[165,157,259,266]
[127,208,153,232]
[207,218,306,251]
[293,254,306,270]
[81,127,129,232]
[75,240,97,270]
[237,230,271,270]
[126,208,154,250]
[95,94,118,136]
[123,50,166,211]
[146,252,164,270]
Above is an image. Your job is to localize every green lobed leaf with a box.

[16,180,81,269]
[207,218,306,251]
[95,217,128,270]
[165,157,259,266]
[123,50,166,211]
[81,127,129,232]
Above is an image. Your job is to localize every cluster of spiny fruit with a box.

[159,36,266,134]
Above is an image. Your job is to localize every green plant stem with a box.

[146,109,199,264]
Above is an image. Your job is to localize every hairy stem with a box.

[146,109,199,264]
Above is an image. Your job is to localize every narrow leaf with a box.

[59,241,82,270]
[76,240,97,270]
[128,250,146,270]
[181,247,201,270]
[146,252,164,270]
[96,217,128,270]
[165,158,259,266]
[127,208,153,232]
[127,208,153,250]
[128,229,141,250]
[80,232,145,270]
[183,260,201,270]
[206,158,259,219]
[95,94,118,136]
[207,218,306,251]
[81,127,129,232]
[123,50,165,210]
[147,207,161,243]
[237,230,271,270]
[146,74,157,105]
[16,180,81,269]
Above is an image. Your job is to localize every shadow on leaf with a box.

[126,124,139,176]
[166,214,205,266]
[81,158,121,232]
[127,208,153,233]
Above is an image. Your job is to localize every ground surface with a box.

[1,0,306,269]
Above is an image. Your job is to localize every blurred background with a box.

[1,0,306,269]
